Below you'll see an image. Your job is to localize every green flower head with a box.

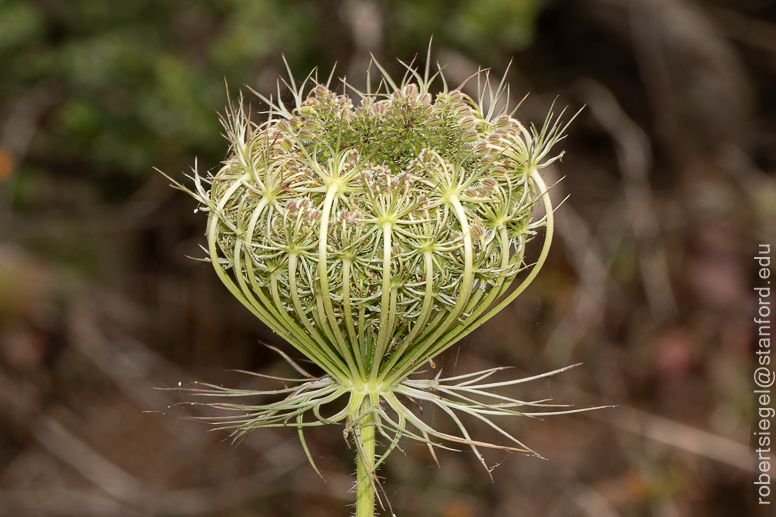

[166,50,582,514]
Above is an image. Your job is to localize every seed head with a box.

[178,58,572,390]
[163,54,583,484]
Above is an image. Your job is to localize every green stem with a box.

[355,398,376,517]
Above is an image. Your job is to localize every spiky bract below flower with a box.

[166,56,582,506]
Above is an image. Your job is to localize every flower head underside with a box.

[162,53,589,487]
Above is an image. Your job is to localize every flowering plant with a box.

[164,50,582,516]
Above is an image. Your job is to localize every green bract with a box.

[166,54,581,515]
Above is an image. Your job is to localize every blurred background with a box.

[0,0,774,515]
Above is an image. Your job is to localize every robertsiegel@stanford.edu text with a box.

[754,243,773,506]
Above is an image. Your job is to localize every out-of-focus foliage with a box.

[388,0,543,56]
[0,0,312,186]
[0,0,542,200]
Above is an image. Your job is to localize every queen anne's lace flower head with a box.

[166,54,582,511]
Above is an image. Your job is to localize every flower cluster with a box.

[200,65,566,391]
[166,56,581,514]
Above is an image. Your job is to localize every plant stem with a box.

[355,397,376,517]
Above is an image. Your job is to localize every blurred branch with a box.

[597,405,754,472]
[594,0,753,158]
[542,76,679,363]
[32,411,328,514]
[713,7,776,55]
[567,482,622,517]
[716,142,776,199]
[573,78,677,322]
[546,462,624,517]
[0,488,143,517]
[544,364,754,472]
[35,416,147,504]
[544,173,627,364]
[627,0,682,162]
